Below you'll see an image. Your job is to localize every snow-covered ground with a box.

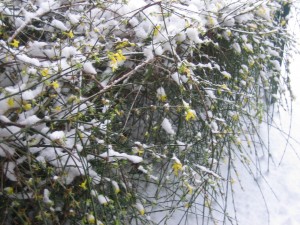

[156,29,300,225]
[167,11,300,225]
[228,18,300,225]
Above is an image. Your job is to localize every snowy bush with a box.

[0,0,294,224]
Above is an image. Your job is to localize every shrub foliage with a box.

[0,0,294,224]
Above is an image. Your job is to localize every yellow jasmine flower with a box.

[153,25,161,36]
[185,109,197,121]
[184,181,193,194]
[225,30,231,37]
[79,179,88,190]
[112,181,120,194]
[111,64,118,72]
[7,98,15,107]
[220,84,229,90]
[221,71,231,79]
[41,68,49,77]
[158,95,167,102]
[232,114,239,121]
[137,148,144,156]
[87,213,95,224]
[172,161,183,176]
[135,203,145,216]
[208,16,217,27]
[114,109,123,116]
[4,187,14,195]
[157,87,167,102]
[114,187,120,194]
[23,103,32,111]
[242,43,254,54]
[108,52,118,72]
[107,50,126,72]
[115,50,126,61]
[187,184,193,194]
[235,138,242,147]
[132,146,144,156]
[67,95,79,103]
[257,7,266,16]
[248,58,255,67]
[66,30,74,38]
[93,27,100,33]
[184,203,191,208]
[10,39,19,48]
[49,94,57,98]
[115,40,136,49]
[97,195,110,205]
[54,105,62,112]
[178,64,191,77]
[107,52,115,61]
[51,80,60,89]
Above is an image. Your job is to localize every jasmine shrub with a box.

[0,0,295,224]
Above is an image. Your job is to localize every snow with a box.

[143,46,154,60]
[0,115,10,123]
[3,161,17,181]
[221,15,235,27]
[22,86,43,100]
[172,154,181,164]
[0,0,298,224]
[43,189,53,204]
[171,72,182,85]
[0,126,21,138]
[194,164,222,180]
[111,180,120,193]
[135,202,145,215]
[99,145,143,163]
[156,87,166,100]
[210,119,219,132]
[51,19,68,31]
[186,28,203,44]
[16,54,41,66]
[0,143,15,157]
[205,89,216,99]
[97,194,110,205]
[61,46,79,58]
[224,35,300,225]
[176,140,189,151]
[5,84,26,94]
[19,115,40,126]
[242,43,254,53]
[138,165,148,174]
[49,131,65,140]
[67,13,81,24]
[83,62,97,74]
[271,60,281,71]
[39,0,59,12]
[154,45,163,56]
[255,4,271,21]
[267,47,280,57]
[161,118,175,135]
[235,13,254,24]
[221,71,232,79]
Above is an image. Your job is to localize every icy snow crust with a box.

[0,0,291,224]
